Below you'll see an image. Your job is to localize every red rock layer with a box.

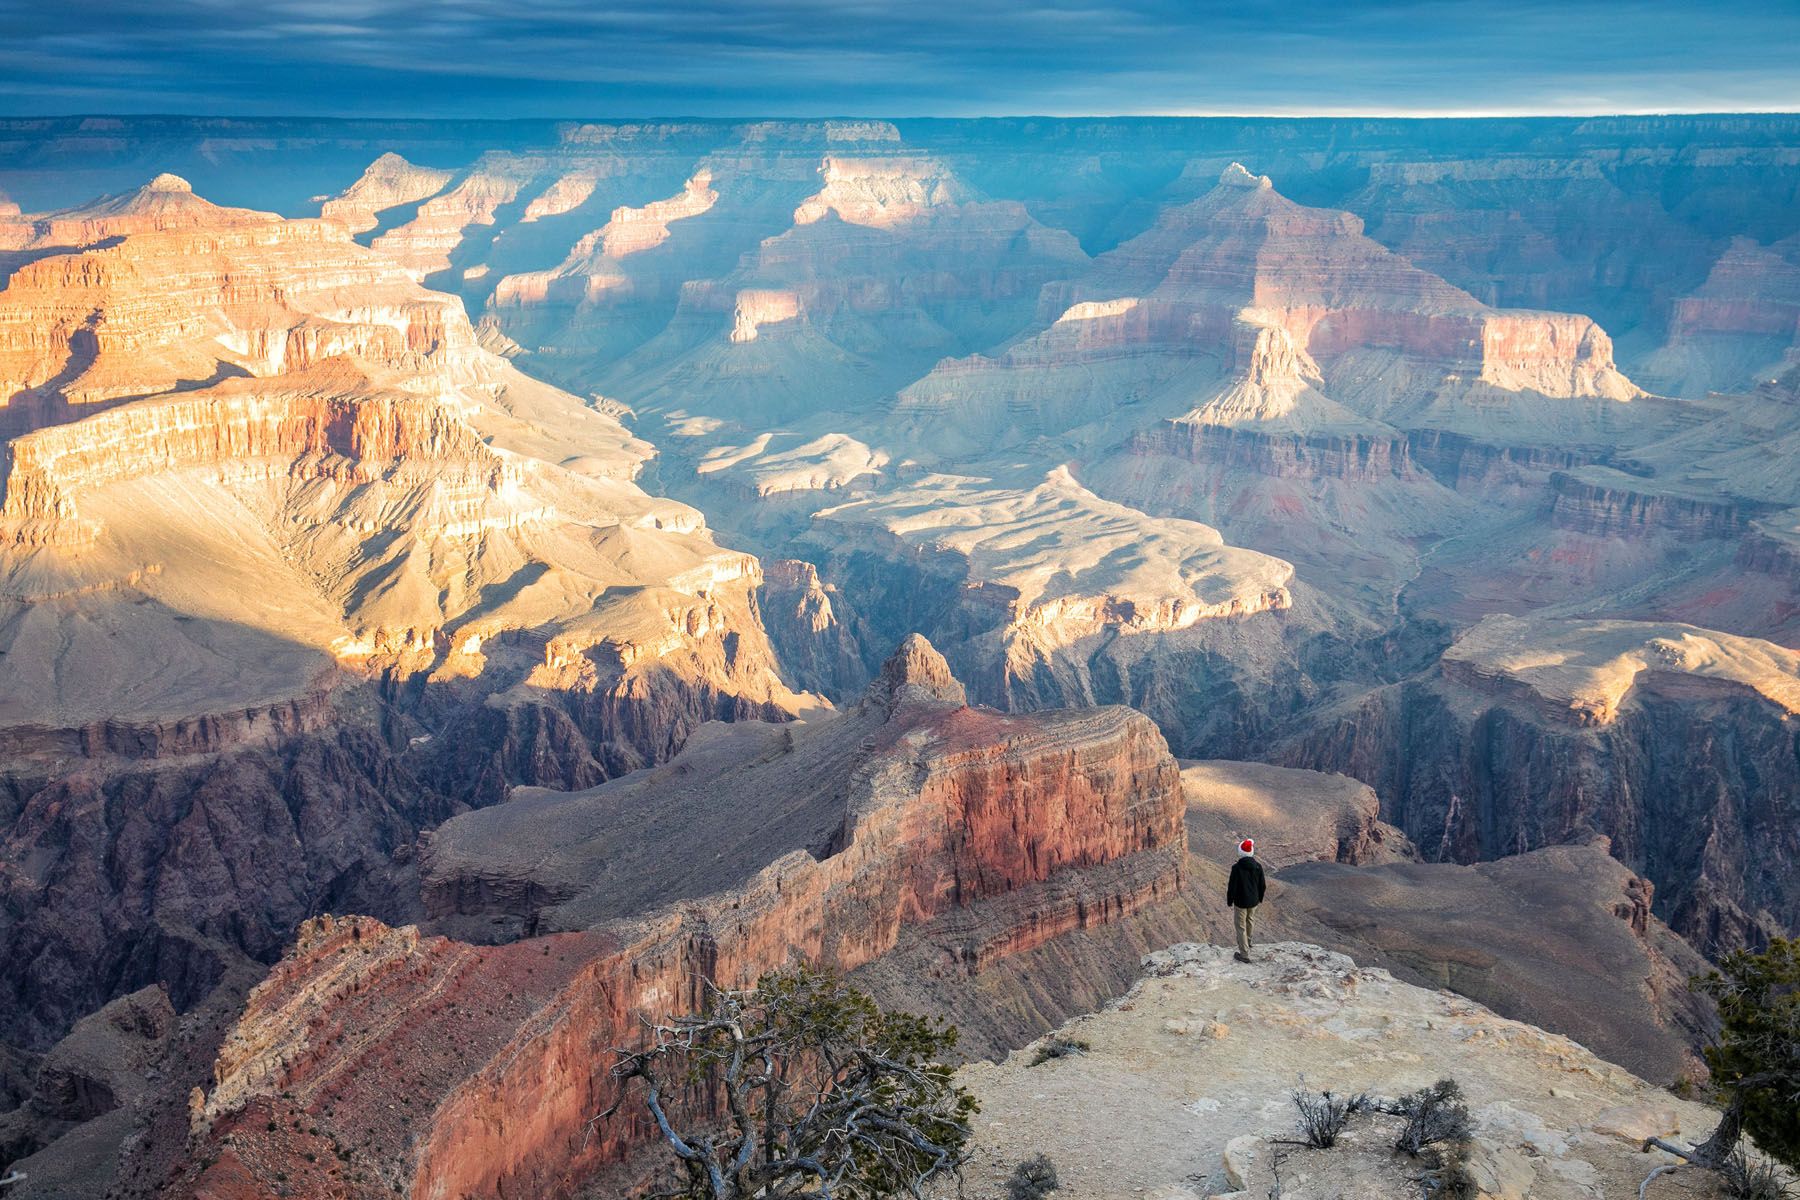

[173,675,1184,1199]
[1548,472,1747,540]
[0,176,477,421]
[1134,421,1418,484]
[1406,429,1600,492]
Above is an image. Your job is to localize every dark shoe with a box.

[1233,951,1252,963]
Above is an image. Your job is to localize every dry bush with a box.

[1721,1148,1799,1200]
[1006,1153,1060,1200]
[1392,1079,1472,1157]
[1290,1088,1369,1149]
[1028,1036,1090,1067]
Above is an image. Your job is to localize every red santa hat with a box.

[1239,838,1255,854]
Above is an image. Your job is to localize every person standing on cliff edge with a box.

[1227,839,1266,963]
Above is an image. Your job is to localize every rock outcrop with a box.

[949,942,1725,1200]
[0,988,174,1169]
[367,169,523,280]
[757,557,874,698]
[0,179,815,1065]
[7,115,1800,1198]
[1174,764,1710,1082]
[1282,615,1800,951]
[162,639,1188,1198]
[802,465,1294,704]
[1274,847,1715,1083]
[1063,162,1636,402]
[318,152,455,235]
[490,169,719,310]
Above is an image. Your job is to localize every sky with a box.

[4,0,1799,119]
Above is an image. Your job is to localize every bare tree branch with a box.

[596,964,976,1200]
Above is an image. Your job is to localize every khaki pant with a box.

[1233,905,1255,956]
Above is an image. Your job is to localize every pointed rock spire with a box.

[861,633,966,714]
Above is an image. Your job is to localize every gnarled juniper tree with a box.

[1652,938,1800,1172]
[601,963,977,1200]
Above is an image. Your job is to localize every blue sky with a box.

[4,0,1798,118]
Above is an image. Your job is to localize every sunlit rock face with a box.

[166,641,1188,1199]
[0,176,813,1061]
[0,176,478,421]
[803,465,1293,697]
[318,152,455,235]
[490,168,719,311]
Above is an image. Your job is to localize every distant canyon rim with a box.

[0,114,1796,1198]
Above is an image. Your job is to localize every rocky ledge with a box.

[948,942,1724,1200]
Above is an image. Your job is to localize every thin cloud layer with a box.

[3,0,1798,116]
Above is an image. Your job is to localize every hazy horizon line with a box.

[9,108,1800,123]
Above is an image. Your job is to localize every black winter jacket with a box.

[1226,855,1266,909]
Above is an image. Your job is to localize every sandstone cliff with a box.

[159,638,1187,1199]
[0,174,484,427]
[319,153,455,235]
[0,179,816,1067]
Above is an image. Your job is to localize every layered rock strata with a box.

[0,178,813,1062]
[163,639,1188,1198]
[1282,615,1800,951]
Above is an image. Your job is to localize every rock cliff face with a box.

[758,557,875,698]
[799,465,1294,707]
[0,178,815,1066]
[0,182,482,446]
[1020,163,1640,423]
[1280,616,1800,952]
[7,115,1800,1196]
[591,152,1090,429]
[1647,232,1800,395]
[161,639,1188,1199]
[490,169,719,310]
[1549,468,1750,540]
[1,378,505,524]
[368,170,524,280]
